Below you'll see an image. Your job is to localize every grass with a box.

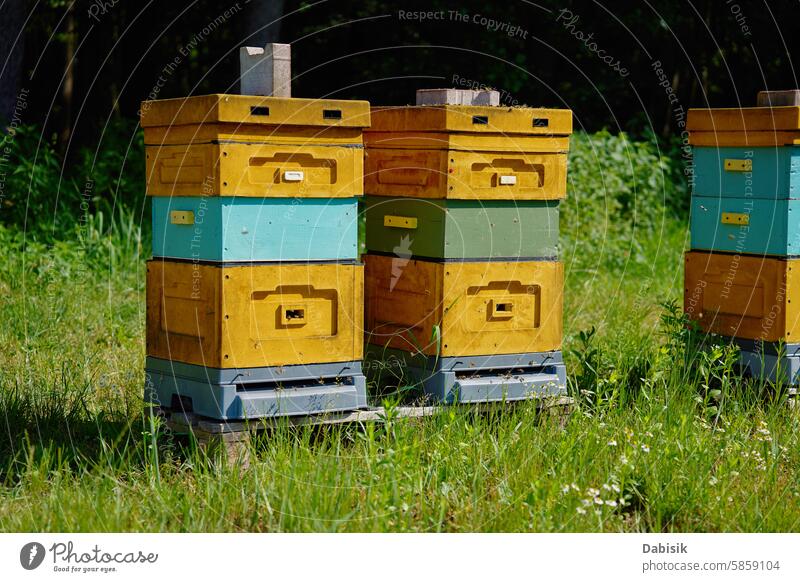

[1,214,798,532]
[0,130,798,532]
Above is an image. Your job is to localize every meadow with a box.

[1,129,798,532]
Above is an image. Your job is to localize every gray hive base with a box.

[732,339,800,391]
[145,358,368,421]
[365,345,567,404]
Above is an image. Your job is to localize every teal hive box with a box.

[693,146,800,199]
[690,195,800,256]
[152,196,358,261]
[364,196,559,260]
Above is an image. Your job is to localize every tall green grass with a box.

[0,128,798,532]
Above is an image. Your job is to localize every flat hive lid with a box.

[367,105,572,135]
[140,94,371,128]
[687,106,800,132]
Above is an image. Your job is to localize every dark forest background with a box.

[0,0,797,238]
[2,0,798,145]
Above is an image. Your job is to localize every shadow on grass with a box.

[0,369,151,483]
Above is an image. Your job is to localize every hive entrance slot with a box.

[285,308,305,321]
[235,375,351,392]
[472,115,489,125]
[250,106,270,116]
[323,109,343,120]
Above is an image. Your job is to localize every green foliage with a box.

[0,126,67,232]
[563,131,688,268]
[2,128,799,533]
[0,120,146,240]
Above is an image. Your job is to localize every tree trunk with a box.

[244,0,285,46]
[60,4,76,149]
[0,0,26,126]
[662,69,680,138]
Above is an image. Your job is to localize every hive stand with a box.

[146,358,368,421]
[734,339,800,395]
[160,396,574,467]
[366,345,567,404]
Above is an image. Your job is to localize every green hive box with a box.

[364,196,559,260]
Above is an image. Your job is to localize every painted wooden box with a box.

[684,250,800,342]
[364,105,571,200]
[140,94,370,197]
[151,197,358,262]
[146,260,364,369]
[690,196,800,256]
[693,146,800,198]
[365,254,563,357]
[364,196,559,259]
[687,106,800,147]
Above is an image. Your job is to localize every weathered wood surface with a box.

[146,261,364,369]
[364,254,563,357]
[364,196,560,259]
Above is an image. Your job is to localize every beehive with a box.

[152,196,359,262]
[365,254,563,357]
[146,259,364,369]
[141,94,370,197]
[692,146,799,198]
[687,106,800,147]
[690,196,800,256]
[684,251,800,342]
[364,196,559,259]
[364,105,571,200]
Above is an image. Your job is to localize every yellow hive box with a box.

[364,105,572,200]
[687,106,800,146]
[365,255,562,357]
[146,260,364,368]
[140,94,370,197]
[684,251,800,342]
[145,142,364,198]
